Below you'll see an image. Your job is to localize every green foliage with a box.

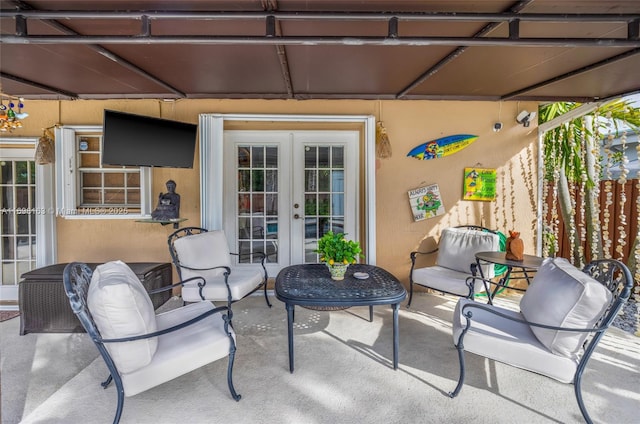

[541,99,640,185]
[540,97,640,268]
[315,231,363,265]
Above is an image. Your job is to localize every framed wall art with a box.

[408,183,445,221]
[463,167,497,201]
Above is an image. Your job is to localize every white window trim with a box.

[54,125,152,219]
[198,113,377,264]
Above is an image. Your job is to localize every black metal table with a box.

[275,263,407,373]
[474,251,544,303]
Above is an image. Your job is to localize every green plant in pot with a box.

[315,231,363,280]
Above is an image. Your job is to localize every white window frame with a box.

[55,125,152,219]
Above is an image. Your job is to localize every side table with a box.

[474,251,544,304]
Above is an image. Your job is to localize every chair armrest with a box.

[464,275,527,296]
[101,305,233,343]
[231,251,268,281]
[231,251,266,261]
[410,248,439,270]
[174,267,233,303]
[177,264,231,274]
[410,248,439,261]
[459,301,607,334]
[146,276,206,294]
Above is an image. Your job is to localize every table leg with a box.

[392,303,400,369]
[286,303,295,373]
[475,258,492,304]
[490,267,513,302]
[522,268,534,285]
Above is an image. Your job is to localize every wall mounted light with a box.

[516,110,536,127]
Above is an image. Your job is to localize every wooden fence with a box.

[543,179,639,270]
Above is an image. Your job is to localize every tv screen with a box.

[102,110,197,168]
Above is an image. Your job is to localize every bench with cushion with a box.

[408,226,501,306]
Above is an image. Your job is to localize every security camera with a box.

[516,110,537,127]
[493,122,503,132]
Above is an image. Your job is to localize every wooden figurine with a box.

[505,230,524,261]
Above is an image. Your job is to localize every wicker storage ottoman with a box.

[19,262,172,335]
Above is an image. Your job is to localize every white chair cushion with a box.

[520,257,612,359]
[88,260,158,374]
[453,298,578,383]
[181,267,264,302]
[412,265,486,296]
[120,301,234,396]
[436,227,499,278]
[173,230,232,279]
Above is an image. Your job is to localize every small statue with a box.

[151,180,180,220]
[505,230,524,261]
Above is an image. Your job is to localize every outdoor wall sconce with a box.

[516,110,536,127]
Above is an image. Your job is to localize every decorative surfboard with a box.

[407,134,478,160]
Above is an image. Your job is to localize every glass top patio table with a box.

[275,263,407,373]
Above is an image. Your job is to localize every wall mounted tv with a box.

[102,110,197,168]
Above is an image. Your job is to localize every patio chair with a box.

[407,225,502,306]
[63,261,240,424]
[168,227,272,307]
[449,257,633,424]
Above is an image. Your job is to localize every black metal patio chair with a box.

[168,226,272,307]
[449,257,633,424]
[63,261,240,424]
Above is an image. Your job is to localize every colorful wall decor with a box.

[408,184,445,221]
[407,134,478,160]
[463,167,497,201]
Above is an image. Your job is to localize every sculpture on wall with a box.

[152,180,180,220]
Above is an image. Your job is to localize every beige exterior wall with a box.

[2,98,538,286]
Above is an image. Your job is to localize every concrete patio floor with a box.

[1,292,639,424]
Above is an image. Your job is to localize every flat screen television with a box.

[102,110,197,168]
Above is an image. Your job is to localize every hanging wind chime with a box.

[375,102,392,159]
[0,95,28,132]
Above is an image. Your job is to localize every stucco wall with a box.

[2,98,538,286]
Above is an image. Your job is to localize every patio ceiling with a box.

[1,0,640,102]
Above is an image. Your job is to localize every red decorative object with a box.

[505,230,524,261]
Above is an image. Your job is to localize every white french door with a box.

[223,130,359,276]
[0,143,56,309]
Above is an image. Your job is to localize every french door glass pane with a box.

[304,145,345,263]
[0,159,37,285]
[237,145,278,263]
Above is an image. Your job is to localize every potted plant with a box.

[315,231,363,280]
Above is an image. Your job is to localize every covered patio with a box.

[1,1,640,423]
[2,292,639,424]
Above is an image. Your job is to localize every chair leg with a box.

[263,282,272,308]
[407,280,414,307]
[101,374,113,388]
[449,342,466,398]
[227,343,242,401]
[574,369,594,424]
[113,378,125,424]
